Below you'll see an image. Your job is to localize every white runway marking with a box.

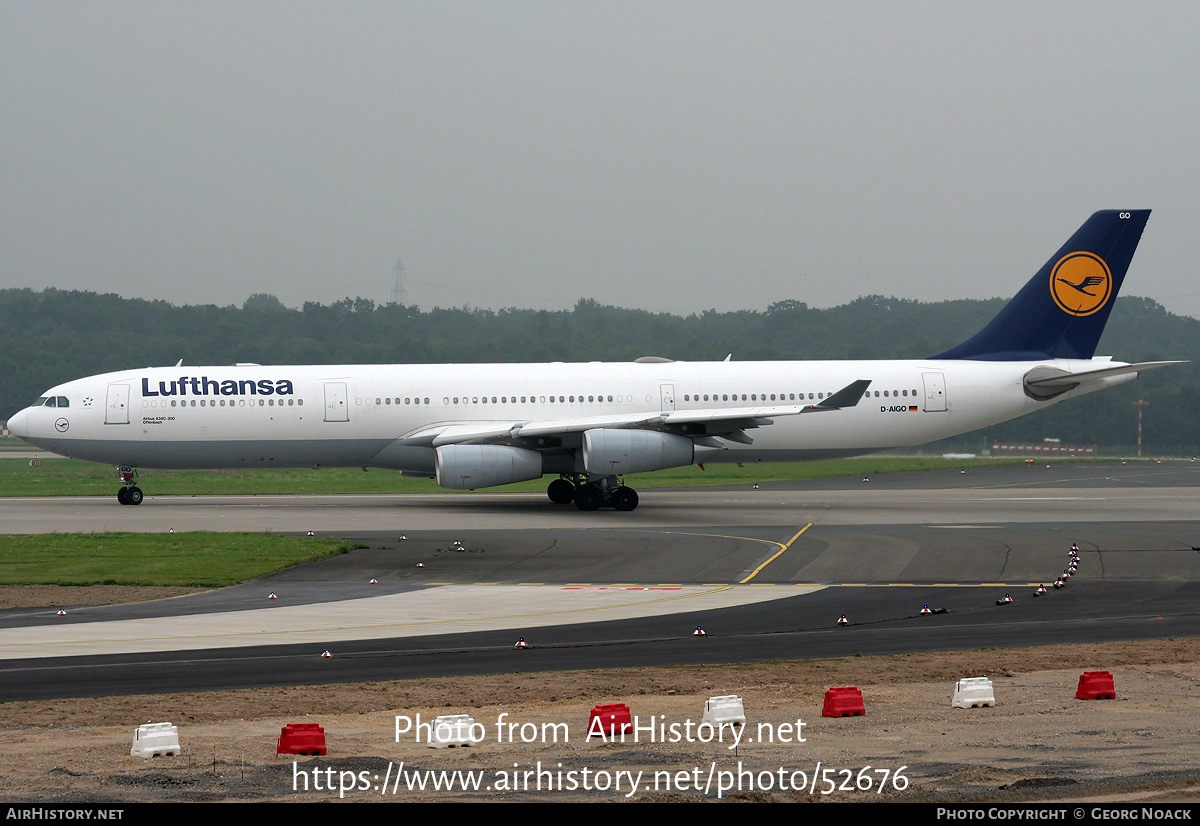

[0,584,821,659]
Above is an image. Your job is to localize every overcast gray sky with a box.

[2,1,1198,317]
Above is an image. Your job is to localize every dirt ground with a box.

[2,587,1199,803]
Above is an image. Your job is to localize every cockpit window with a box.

[56,396,69,408]
[45,397,57,408]
[32,397,47,407]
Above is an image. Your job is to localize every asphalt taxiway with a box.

[1,460,1199,699]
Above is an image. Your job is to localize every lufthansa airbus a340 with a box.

[7,210,1177,511]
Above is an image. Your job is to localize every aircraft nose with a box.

[6,408,30,439]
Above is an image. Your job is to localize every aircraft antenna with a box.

[391,258,408,306]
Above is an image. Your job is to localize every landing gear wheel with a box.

[126,487,144,506]
[611,486,639,512]
[117,487,129,505]
[547,478,575,505]
[573,484,603,511]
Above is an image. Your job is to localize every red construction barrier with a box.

[1076,671,1116,700]
[588,703,633,738]
[277,723,328,756]
[822,686,866,717]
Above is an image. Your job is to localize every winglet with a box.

[813,379,872,410]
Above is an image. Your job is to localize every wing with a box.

[396,379,873,450]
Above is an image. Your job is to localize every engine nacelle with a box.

[583,429,694,475]
[434,445,544,489]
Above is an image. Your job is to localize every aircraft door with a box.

[324,382,349,422]
[104,384,130,424]
[660,384,676,411]
[921,372,947,412]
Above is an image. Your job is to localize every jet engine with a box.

[434,445,544,489]
[582,429,694,475]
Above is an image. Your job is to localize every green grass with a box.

[0,454,1103,498]
[0,532,351,587]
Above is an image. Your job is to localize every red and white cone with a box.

[321,650,332,659]
[920,605,932,615]
[267,592,278,600]
[515,637,529,649]
[56,609,66,616]
[693,625,707,636]
[837,614,849,625]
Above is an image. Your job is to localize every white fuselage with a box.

[8,357,1131,473]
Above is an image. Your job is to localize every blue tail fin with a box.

[931,210,1151,360]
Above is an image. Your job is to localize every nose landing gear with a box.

[116,466,143,505]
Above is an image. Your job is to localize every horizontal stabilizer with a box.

[1023,361,1184,400]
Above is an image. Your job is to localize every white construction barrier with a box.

[952,677,996,709]
[702,695,746,730]
[429,714,480,749]
[131,722,181,758]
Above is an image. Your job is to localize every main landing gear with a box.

[546,475,639,512]
[116,466,143,506]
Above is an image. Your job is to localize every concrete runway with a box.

[1,460,1199,699]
